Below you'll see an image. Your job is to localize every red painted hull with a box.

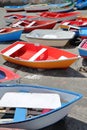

[0,66,20,83]
[11,20,57,32]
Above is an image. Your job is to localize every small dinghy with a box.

[0,27,23,42]
[75,0,87,9]
[24,4,50,12]
[39,11,80,22]
[60,17,87,29]
[60,17,87,36]
[0,66,20,83]
[49,2,74,12]
[4,5,25,12]
[78,39,87,58]
[25,29,75,47]
[11,19,57,32]
[79,27,87,39]
[4,4,30,12]
[4,14,39,23]
[0,84,82,129]
[0,41,80,69]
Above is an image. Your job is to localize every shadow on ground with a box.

[4,61,86,78]
[41,116,87,130]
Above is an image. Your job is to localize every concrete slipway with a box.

[0,7,87,130]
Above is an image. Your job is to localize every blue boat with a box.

[0,27,23,42]
[75,0,87,9]
[79,27,87,39]
[0,84,82,129]
[4,4,29,12]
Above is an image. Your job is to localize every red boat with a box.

[4,14,39,23]
[39,11,80,22]
[11,19,57,32]
[0,41,80,69]
[0,66,20,83]
[60,16,87,30]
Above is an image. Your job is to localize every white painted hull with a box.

[25,29,75,47]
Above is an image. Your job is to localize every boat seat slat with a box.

[26,21,36,28]
[14,90,28,122]
[3,44,24,56]
[28,48,47,61]
[12,21,23,27]
[14,108,27,122]
[58,56,68,60]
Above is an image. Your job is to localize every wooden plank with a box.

[29,48,47,61]
[14,108,27,122]
[26,21,36,28]
[3,44,24,56]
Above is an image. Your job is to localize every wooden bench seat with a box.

[3,44,24,56]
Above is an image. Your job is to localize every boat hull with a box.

[78,39,87,58]
[0,84,82,130]
[0,28,23,42]
[23,36,69,47]
[25,29,75,47]
[79,27,87,39]
[4,6,24,12]
[0,66,20,83]
[24,5,49,12]
[39,11,80,22]
[1,55,79,69]
[4,14,39,24]
[11,20,57,32]
[49,3,74,12]
[24,21,57,32]
[0,41,79,69]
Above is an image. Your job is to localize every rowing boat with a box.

[0,84,82,129]
[24,4,50,12]
[39,11,80,22]
[0,41,80,69]
[25,29,75,47]
[11,19,57,32]
[0,27,23,42]
[4,14,39,23]
[0,66,20,83]
[4,4,29,12]
[78,39,87,58]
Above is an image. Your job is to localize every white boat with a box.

[24,4,50,12]
[25,29,75,47]
[49,2,74,12]
[0,84,82,130]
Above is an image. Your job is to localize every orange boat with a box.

[0,41,80,69]
[11,19,57,32]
